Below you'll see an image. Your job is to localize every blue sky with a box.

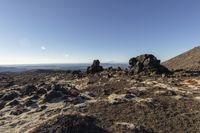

[0,0,200,64]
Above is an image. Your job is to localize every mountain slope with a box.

[162,46,200,70]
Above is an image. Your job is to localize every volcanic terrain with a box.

[0,54,200,133]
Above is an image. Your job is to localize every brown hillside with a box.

[162,46,200,70]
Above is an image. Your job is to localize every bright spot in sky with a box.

[41,46,46,50]
[65,54,69,57]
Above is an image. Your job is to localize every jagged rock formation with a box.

[87,60,104,74]
[129,54,170,75]
[163,46,200,71]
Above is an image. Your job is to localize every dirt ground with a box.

[0,70,200,133]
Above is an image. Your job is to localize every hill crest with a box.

[163,46,200,70]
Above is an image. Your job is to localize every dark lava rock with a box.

[31,114,108,133]
[24,99,36,107]
[72,70,82,78]
[129,54,170,75]
[40,105,47,111]
[37,88,47,95]
[117,67,122,71]
[20,84,37,96]
[52,84,79,96]
[87,60,104,74]
[0,101,6,110]
[67,88,80,97]
[8,99,20,107]
[43,90,63,103]
[10,105,29,115]
[0,93,5,99]
[29,95,40,100]
[160,90,177,96]
[51,84,69,95]
[43,84,80,103]
[1,91,19,101]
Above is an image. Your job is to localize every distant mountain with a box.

[0,67,26,73]
[162,46,200,70]
[0,63,128,73]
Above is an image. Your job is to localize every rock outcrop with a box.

[129,54,170,75]
[87,60,104,74]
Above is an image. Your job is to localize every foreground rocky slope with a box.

[0,55,200,133]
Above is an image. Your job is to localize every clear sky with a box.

[0,0,200,64]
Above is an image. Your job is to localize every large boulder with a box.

[129,54,170,75]
[87,60,104,74]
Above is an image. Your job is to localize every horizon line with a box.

[0,62,128,66]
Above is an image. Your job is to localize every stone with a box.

[0,93,5,99]
[36,88,47,95]
[0,101,6,110]
[40,105,47,111]
[20,84,37,96]
[87,60,104,74]
[117,67,122,71]
[29,95,40,100]
[8,99,20,107]
[24,99,36,107]
[43,90,63,103]
[1,91,19,101]
[72,70,82,78]
[160,90,177,96]
[10,105,29,115]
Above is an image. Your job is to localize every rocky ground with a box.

[0,69,200,133]
[1,55,200,133]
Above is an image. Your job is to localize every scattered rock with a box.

[37,88,47,95]
[0,101,6,110]
[10,105,29,115]
[51,84,68,94]
[8,99,20,107]
[29,95,40,100]
[24,99,36,107]
[0,93,5,99]
[108,93,136,104]
[72,70,82,78]
[43,90,63,103]
[75,93,93,104]
[87,60,104,74]
[40,105,47,111]
[117,67,122,71]
[159,90,177,96]
[1,91,19,101]
[20,84,37,96]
